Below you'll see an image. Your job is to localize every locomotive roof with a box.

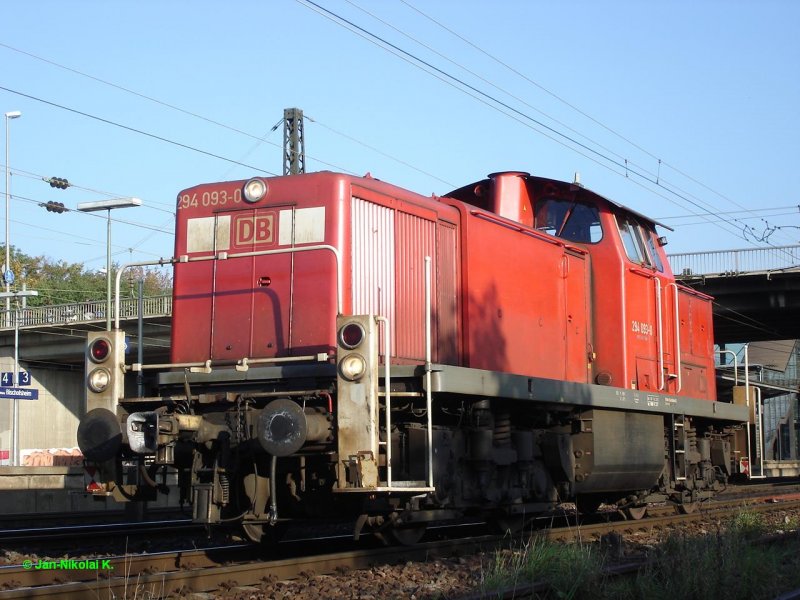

[444,172,674,232]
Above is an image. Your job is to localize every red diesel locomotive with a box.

[77,170,749,542]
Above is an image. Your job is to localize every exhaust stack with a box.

[488,171,532,227]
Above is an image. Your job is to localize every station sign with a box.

[1,371,31,386]
[0,387,38,400]
[0,370,37,399]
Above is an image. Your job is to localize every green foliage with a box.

[480,514,800,600]
[620,528,797,600]
[729,508,766,537]
[5,246,172,306]
[480,537,605,599]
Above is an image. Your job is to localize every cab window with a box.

[617,214,663,270]
[617,215,649,265]
[534,198,603,243]
[645,231,665,272]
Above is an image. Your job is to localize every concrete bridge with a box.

[670,244,800,344]
[670,245,800,471]
[0,296,172,461]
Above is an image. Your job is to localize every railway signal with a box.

[44,201,67,213]
[85,330,126,412]
[46,176,70,189]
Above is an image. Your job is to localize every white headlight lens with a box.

[88,368,111,393]
[339,354,367,381]
[243,178,268,203]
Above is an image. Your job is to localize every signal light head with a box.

[88,338,111,363]
[87,368,111,393]
[339,353,367,381]
[243,178,268,203]
[338,322,365,349]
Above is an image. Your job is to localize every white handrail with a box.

[668,283,682,393]
[715,349,739,385]
[376,316,392,488]
[655,278,664,391]
[753,386,765,479]
[424,256,434,490]
[114,245,343,330]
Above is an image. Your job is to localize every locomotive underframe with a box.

[93,362,748,542]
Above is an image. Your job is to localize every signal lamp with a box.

[88,338,111,363]
[338,322,365,349]
[44,201,67,213]
[48,177,70,189]
[87,368,111,393]
[243,178,268,203]
[339,353,367,381]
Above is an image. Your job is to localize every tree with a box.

[6,247,173,307]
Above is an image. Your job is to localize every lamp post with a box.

[77,198,141,331]
[0,289,38,466]
[4,111,21,328]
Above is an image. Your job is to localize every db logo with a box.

[234,214,275,247]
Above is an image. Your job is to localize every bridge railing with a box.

[669,244,800,277]
[0,295,172,330]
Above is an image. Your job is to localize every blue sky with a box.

[1,0,798,275]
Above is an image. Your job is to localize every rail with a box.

[669,244,800,277]
[0,295,172,330]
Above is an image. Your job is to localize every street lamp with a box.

[4,111,21,327]
[0,289,38,466]
[77,198,142,331]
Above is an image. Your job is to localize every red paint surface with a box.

[171,171,716,402]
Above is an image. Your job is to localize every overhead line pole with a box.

[283,108,305,175]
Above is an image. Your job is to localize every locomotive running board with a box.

[336,486,435,494]
[423,364,749,423]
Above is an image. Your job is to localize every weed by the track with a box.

[478,508,800,599]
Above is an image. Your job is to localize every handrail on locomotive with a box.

[110,245,437,494]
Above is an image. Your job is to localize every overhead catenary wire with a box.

[396,0,798,247]
[291,1,738,238]
[0,85,278,176]
[3,19,793,249]
[0,162,176,215]
[2,18,797,248]
[296,0,799,258]
[0,44,359,176]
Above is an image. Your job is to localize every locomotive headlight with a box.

[243,178,268,203]
[338,322,365,349]
[88,338,111,363]
[87,368,111,393]
[339,353,367,381]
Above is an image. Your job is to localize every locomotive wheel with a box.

[387,524,427,546]
[623,506,647,520]
[678,502,698,514]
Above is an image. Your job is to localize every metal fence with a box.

[669,244,800,277]
[0,295,172,330]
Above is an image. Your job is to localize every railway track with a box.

[0,535,501,600]
[0,518,199,544]
[4,494,800,599]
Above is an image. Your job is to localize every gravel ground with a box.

[3,505,800,599]
[212,506,800,600]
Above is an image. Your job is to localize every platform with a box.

[763,460,800,478]
[0,466,179,515]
